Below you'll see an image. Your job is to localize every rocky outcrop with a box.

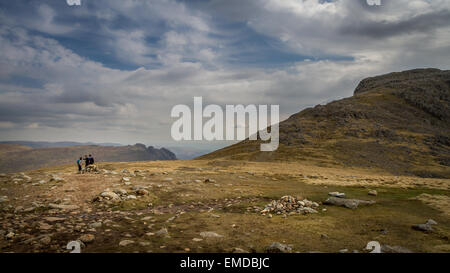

[324,197,375,209]
[265,242,292,253]
[354,68,449,120]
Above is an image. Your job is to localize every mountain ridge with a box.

[199,68,450,178]
[0,143,177,173]
[0,141,123,148]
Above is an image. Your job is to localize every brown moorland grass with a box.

[0,159,448,253]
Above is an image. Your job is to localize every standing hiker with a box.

[84,155,89,167]
[77,157,82,173]
[88,154,95,165]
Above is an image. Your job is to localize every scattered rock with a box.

[40,235,52,245]
[381,245,413,253]
[5,232,15,240]
[49,175,65,183]
[89,222,102,228]
[329,192,346,198]
[412,223,434,232]
[200,231,223,238]
[44,217,65,222]
[79,234,95,244]
[94,189,130,202]
[324,197,375,209]
[368,190,378,196]
[23,234,49,245]
[302,207,318,214]
[155,228,170,238]
[12,178,23,183]
[39,222,52,230]
[127,195,137,200]
[232,247,248,253]
[265,242,292,253]
[412,219,438,233]
[119,240,135,247]
[100,191,120,200]
[114,189,128,196]
[21,174,32,182]
[136,189,149,196]
[48,203,79,210]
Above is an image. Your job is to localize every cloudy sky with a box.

[0,0,449,150]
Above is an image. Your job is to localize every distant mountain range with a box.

[0,141,213,161]
[0,143,176,173]
[0,141,123,148]
[199,68,450,178]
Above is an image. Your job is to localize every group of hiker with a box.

[77,154,95,173]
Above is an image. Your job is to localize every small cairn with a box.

[85,165,99,173]
[261,195,319,216]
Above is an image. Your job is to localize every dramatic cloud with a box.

[0,0,449,148]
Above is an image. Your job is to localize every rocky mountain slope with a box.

[199,69,450,178]
[0,144,176,173]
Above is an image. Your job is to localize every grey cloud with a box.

[341,10,450,38]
